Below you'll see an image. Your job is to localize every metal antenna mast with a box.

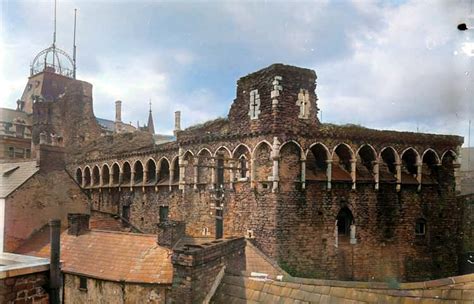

[73,8,77,79]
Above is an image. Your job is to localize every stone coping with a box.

[0,252,49,279]
[238,271,474,290]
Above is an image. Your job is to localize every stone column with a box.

[229,160,235,190]
[300,155,306,190]
[210,159,216,190]
[326,159,332,190]
[350,158,356,190]
[99,170,103,188]
[169,166,174,191]
[271,137,281,193]
[130,170,135,190]
[143,169,148,186]
[193,163,198,190]
[395,162,401,192]
[178,148,185,191]
[416,160,422,191]
[373,160,379,190]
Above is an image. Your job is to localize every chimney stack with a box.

[115,100,122,122]
[68,213,90,236]
[49,219,61,304]
[174,111,181,136]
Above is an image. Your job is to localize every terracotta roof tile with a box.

[20,229,172,284]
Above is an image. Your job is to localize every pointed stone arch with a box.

[84,166,91,187]
[197,148,212,185]
[111,162,120,185]
[102,164,110,186]
[145,158,157,184]
[122,161,132,185]
[92,165,100,186]
[157,157,170,184]
[252,141,272,185]
[75,168,83,185]
[332,143,354,182]
[171,156,180,183]
[279,141,303,191]
[233,144,252,179]
[356,144,377,182]
[422,149,440,184]
[306,142,331,182]
[379,146,399,183]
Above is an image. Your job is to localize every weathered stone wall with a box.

[460,193,474,274]
[0,271,49,303]
[170,237,245,304]
[63,274,167,303]
[4,169,89,252]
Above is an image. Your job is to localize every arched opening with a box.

[102,165,110,186]
[157,158,170,185]
[336,207,354,237]
[306,143,329,181]
[215,147,232,186]
[197,149,212,185]
[415,218,427,236]
[84,167,91,187]
[146,159,157,184]
[253,142,272,186]
[332,144,353,182]
[440,150,457,189]
[172,157,179,183]
[111,163,120,185]
[75,168,83,185]
[422,150,440,184]
[183,151,194,185]
[133,161,144,184]
[380,147,398,182]
[401,148,419,184]
[356,145,376,182]
[92,166,100,186]
[122,162,132,185]
[233,144,251,179]
[279,142,302,191]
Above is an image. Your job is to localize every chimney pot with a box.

[174,111,181,136]
[115,100,122,122]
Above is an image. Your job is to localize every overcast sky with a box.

[1,0,473,146]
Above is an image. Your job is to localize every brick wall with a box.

[0,272,49,304]
[170,237,246,304]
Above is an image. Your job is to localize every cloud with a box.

[1,0,472,145]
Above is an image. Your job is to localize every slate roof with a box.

[96,117,115,132]
[0,161,38,198]
[0,108,31,124]
[19,229,173,284]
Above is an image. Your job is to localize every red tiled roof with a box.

[18,230,172,284]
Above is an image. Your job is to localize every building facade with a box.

[70,64,463,282]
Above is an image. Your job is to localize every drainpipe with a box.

[49,219,61,304]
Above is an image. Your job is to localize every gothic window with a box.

[296,89,310,119]
[415,218,426,236]
[336,207,353,236]
[248,89,261,120]
[239,155,247,178]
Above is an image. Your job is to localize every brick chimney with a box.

[157,220,185,248]
[36,143,65,172]
[67,213,90,236]
[115,100,122,122]
[174,111,181,136]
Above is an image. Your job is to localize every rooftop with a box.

[0,161,38,198]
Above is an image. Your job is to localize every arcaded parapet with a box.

[69,63,465,282]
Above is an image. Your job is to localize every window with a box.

[336,207,354,236]
[239,156,247,178]
[25,149,31,158]
[415,219,426,236]
[159,206,169,223]
[14,148,24,159]
[8,147,14,158]
[79,276,87,291]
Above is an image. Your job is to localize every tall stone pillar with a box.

[300,156,306,190]
[251,157,256,189]
[416,160,422,191]
[326,159,332,190]
[271,137,281,193]
[210,159,216,190]
[350,158,356,190]
[178,148,185,191]
[373,160,379,190]
[229,160,235,190]
[395,162,401,192]
[193,163,198,190]
[169,166,174,191]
